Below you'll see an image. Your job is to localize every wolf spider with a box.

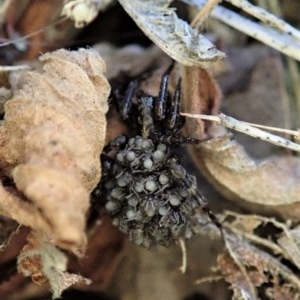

[92,63,221,247]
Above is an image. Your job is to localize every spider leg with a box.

[167,78,184,132]
[153,134,200,146]
[185,175,223,232]
[120,79,139,119]
[155,61,175,120]
[151,80,201,144]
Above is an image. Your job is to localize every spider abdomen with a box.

[99,135,198,247]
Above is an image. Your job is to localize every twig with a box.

[194,275,223,285]
[0,65,29,72]
[224,211,295,245]
[0,17,67,48]
[191,0,223,28]
[184,0,300,61]
[223,224,287,258]
[256,0,300,136]
[181,112,300,152]
[178,238,187,273]
[223,232,257,299]
[226,0,300,41]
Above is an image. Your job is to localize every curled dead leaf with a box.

[0,48,110,254]
[180,59,300,220]
[190,135,300,219]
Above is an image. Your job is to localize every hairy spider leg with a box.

[120,79,139,119]
[155,135,200,146]
[166,78,184,133]
[151,67,201,145]
[184,175,223,233]
[155,61,175,120]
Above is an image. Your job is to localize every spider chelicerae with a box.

[92,63,221,247]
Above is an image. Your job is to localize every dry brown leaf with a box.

[1,0,80,62]
[180,65,222,139]
[219,233,300,300]
[17,233,48,286]
[182,52,300,219]
[0,48,110,254]
[277,225,300,270]
[218,252,257,300]
[17,232,91,299]
[222,212,300,286]
[220,52,289,158]
[190,136,300,219]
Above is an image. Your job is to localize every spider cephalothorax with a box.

[93,63,220,247]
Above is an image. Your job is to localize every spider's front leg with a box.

[166,78,185,133]
[155,62,174,120]
[119,79,139,119]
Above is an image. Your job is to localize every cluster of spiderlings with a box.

[99,135,201,247]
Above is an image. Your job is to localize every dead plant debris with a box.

[1,1,300,300]
[0,48,113,298]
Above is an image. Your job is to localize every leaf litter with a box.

[0,47,110,298]
[0,1,300,299]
